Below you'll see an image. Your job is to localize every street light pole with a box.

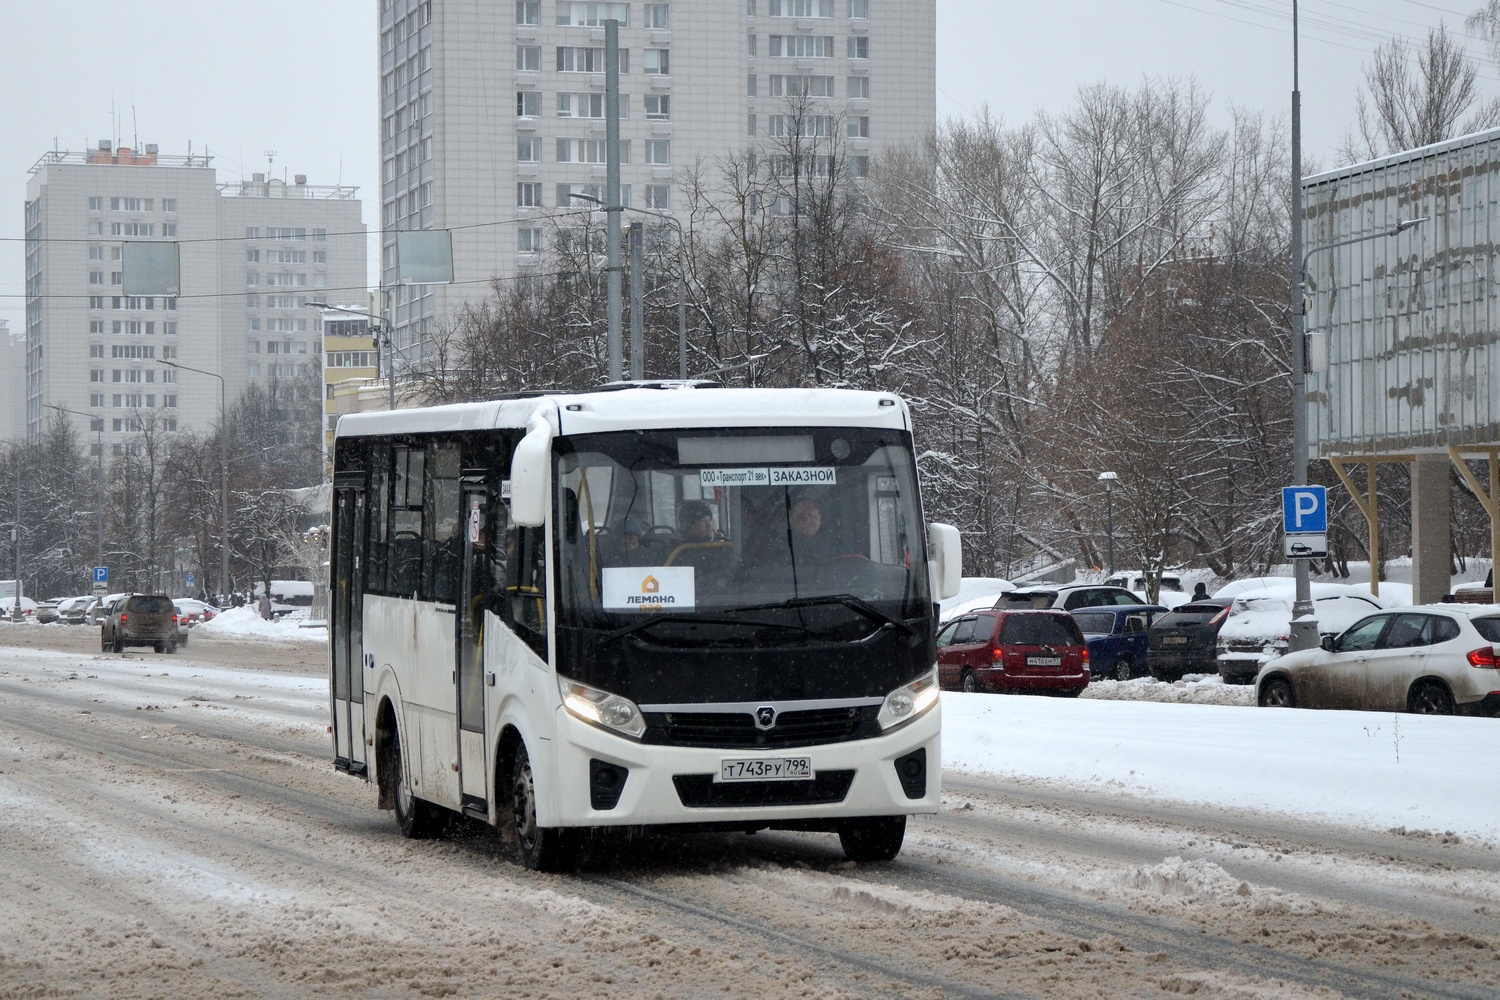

[1098,471,1118,576]
[47,404,104,576]
[162,361,228,604]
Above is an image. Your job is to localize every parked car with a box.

[995,584,1145,612]
[1103,572,1185,594]
[1257,605,1500,715]
[938,608,1090,696]
[173,598,220,627]
[101,593,179,654]
[1148,599,1233,681]
[1072,604,1169,680]
[1216,592,1385,684]
[33,600,60,624]
[55,595,96,624]
[171,602,192,646]
[0,596,38,619]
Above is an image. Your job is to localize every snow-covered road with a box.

[1,626,1496,997]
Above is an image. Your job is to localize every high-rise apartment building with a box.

[377,0,935,359]
[22,143,365,451]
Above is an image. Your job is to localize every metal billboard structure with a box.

[1303,128,1500,600]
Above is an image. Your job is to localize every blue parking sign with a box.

[1281,486,1327,534]
[92,566,108,585]
[185,572,195,587]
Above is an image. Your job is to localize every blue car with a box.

[1071,604,1169,681]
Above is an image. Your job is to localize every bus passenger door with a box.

[456,482,492,815]
[332,484,368,775]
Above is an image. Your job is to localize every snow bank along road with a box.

[1,627,1496,998]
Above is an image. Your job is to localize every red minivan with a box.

[937,609,1091,696]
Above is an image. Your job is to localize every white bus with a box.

[329,385,960,870]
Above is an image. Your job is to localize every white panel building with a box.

[376,0,936,360]
[21,144,364,452]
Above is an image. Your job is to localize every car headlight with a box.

[877,668,940,731]
[558,675,646,740]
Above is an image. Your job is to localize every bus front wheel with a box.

[509,742,577,872]
[838,815,905,863]
[391,726,444,839]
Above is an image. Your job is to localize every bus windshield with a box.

[553,427,930,643]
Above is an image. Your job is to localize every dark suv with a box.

[101,594,179,654]
[1147,599,1231,681]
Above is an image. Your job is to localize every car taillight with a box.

[1209,608,1229,625]
[992,645,1003,662]
[119,613,127,623]
[1466,647,1500,668]
[1080,647,1089,663]
[172,614,179,623]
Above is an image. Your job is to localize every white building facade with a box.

[377,0,936,359]
[22,144,365,451]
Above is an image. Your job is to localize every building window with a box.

[644,49,670,75]
[556,46,627,73]
[557,92,628,118]
[246,248,260,262]
[90,370,104,383]
[162,223,177,237]
[110,197,148,212]
[88,271,104,286]
[747,74,757,96]
[517,182,543,207]
[770,0,833,14]
[518,137,542,162]
[517,44,541,71]
[518,227,544,253]
[847,36,868,59]
[164,395,177,409]
[645,94,670,120]
[516,1,540,24]
[517,90,541,117]
[747,113,757,136]
[558,138,628,164]
[646,139,671,165]
[89,345,105,358]
[748,34,756,56]
[848,115,870,138]
[90,394,105,408]
[849,155,870,178]
[769,35,832,57]
[644,4,669,28]
[161,198,177,212]
[314,228,327,240]
[556,2,628,26]
[645,185,671,210]
[88,246,104,261]
[771,74,835,97]
[89,296,106,309]
[90,321,105,334]
[88,222,105,236]
[162,345,177,359]
[88,196,104,211]
[246,227,259,239]
[848,75,869,98]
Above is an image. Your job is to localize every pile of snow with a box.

[194,605,326,642]
[1082,674,1252,706]
[942,692,1500,841]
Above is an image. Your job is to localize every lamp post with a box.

[46,404,104,578]
[567,193,690,379]
[311,302,394,410]
[161,361,228,604]
[1097,471,1118,577]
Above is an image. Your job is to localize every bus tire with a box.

[509,741,576,872]
[391,725,444,839]
[838,815,905,863]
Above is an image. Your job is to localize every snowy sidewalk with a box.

[942,691,1500,842]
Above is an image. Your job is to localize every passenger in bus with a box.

[610,517,651,566]
[676,500,719,545]
[668,500,732,582]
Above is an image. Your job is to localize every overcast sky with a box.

[3,0,1496,337]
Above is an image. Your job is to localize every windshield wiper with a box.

[735,594,918,638]
[600,614,809,646]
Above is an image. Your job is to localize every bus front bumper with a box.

[544,701,941,829]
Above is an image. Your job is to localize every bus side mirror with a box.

[509,416,553,527]
[927,523,961,601]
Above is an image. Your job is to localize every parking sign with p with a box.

[1281,486,1327,534]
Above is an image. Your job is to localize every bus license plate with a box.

[1027,656,1062,666]
[718,757,813,782]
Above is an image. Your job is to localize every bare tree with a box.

[1344,24,1500,161]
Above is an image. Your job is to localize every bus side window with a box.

[424,443,462,603]
[500,523,548,660]
[389,445,424,595]
[366,443,390,592]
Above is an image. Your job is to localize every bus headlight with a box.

[877,668,939,731]
[558,676,647,740]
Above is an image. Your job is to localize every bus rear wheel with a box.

[838,815,905,863]
[509,742,577,872]
[391,727,444,839]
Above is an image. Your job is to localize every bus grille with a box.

[672,770,856,808]
[643,706,880,749]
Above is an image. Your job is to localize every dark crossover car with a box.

[1148,599,1232,681]
[1072,605,1169,681]
[938,609,1090,696]
[101,593,179,654]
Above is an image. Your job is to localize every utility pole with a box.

[605,19,624,381]
[1287,0,1318,652]
[629,223,645,379]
